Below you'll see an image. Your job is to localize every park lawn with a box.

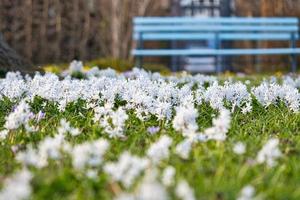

[0,67,300,200]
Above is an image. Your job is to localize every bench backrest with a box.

[133,17,299,41]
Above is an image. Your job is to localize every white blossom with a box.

[237,185,255,200]
[72,139,109,170]
[233,142,246,155]
[104,151,148,188]
[68,60,84,74]
[161,166,176,187]
[147,135,172,165]
[16,133,70,168]
[4,101,35,132]
[172,104,198,137]
[175,180,196,200]
[204,109,231,141]
[0,168,32,200]
[175,138,193,159]
[137,169,169,200]
[256,138,282,167]
[0,129,9,140]
[58,118,81,136]
[94,105,128,138]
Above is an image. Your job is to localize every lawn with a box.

[0,61,300,200]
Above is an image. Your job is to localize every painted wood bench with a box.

[132,17,300,73]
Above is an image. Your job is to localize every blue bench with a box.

[132,17,300,73]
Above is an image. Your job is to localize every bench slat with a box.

[133,33,299,41]
[134,25,298,32]
[134,17,299,25]
[132,48,300,56]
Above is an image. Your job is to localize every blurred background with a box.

[0,0,299,73]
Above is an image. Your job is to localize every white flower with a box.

[104,151,148,188]
[4,101,35,132]
[16,133,70,168]
[72,139,109,170]
[175,180,196,200]
[69,60,83,73]
[137,169,169,200]
[237,185,255,200]
[161,166,176,187]
[94,105,128,138]
[252,83,300,112]
[241,102,252,114]
[204,109,231,141]
[175,138,193,159]
[147,135,172,165]
[138,179,169,200]
[38,134,68,161]
[86,169,98,179]
[172,104,198,137]
[0,168,32,200]
[0,129,9,140]
[58,118,81,136]
[16,145,43,168]
[233,142,246,155]
[256,138,282,167]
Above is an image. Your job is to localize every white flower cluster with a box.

[237,185,256,200]
[114,169,169,200]
[4,101,35,132]
[137,169,169,200]
[203,82,252,112]
[1,61,299,199]
[0,129,9,139]
[283,75,300,88]
[58,118,80,136]
[175,180,196,200]
[233,142,246,155]
[175,138,193,159]
[174,108,231,159]
[161,166,176,187]
[93,104,128,138]
[104,135,174,192]
[256,138,282,167]
[252,83,300,112]
[0,71,26,99]
[0,168,32,200]
[68,60,84,74]
[0,63,299,119]
[72,139,109,170]
[104,151,149,188]
[16,133,70,168]
[203,109,231,141]
[16,132,109,171]
[147,135,173,165]
[173,103,199,137]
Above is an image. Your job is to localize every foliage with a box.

[87,58,133,72]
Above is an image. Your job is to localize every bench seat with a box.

[133,48,300,56]
[132,17,300,73]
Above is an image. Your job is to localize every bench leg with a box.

[216,55,222,74]
[291,54,297,73]
[136,56,143,68]
[171,56,177,72]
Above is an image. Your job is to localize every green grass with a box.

[0,93,300,199]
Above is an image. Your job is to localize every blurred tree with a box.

[100,0,169,60]
[0,0,170,64]
[0,33,36,73]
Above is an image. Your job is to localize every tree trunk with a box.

[0,33,37,73]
